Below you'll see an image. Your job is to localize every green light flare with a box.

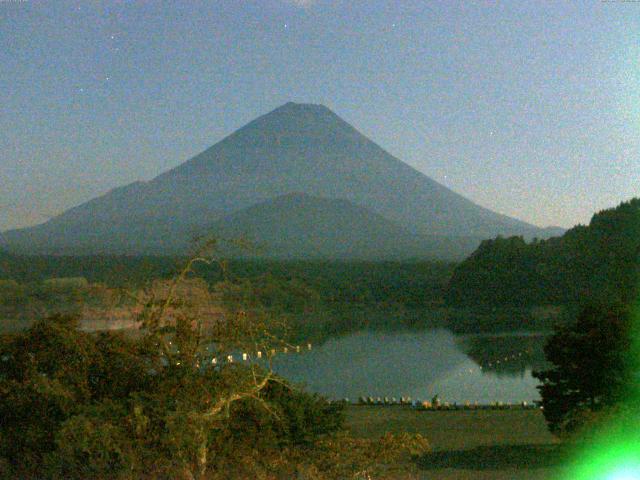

[605,465,640,480]
[562,408,640,479]
[565,296,640,480]
[567,438,640,480]
[629,297,640,402]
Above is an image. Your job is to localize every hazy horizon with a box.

[2,1,638,232]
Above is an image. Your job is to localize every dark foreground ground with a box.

[345,406,568,479]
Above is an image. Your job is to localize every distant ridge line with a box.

[3,102,562,258]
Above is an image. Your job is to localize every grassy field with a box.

[345,406,568,479]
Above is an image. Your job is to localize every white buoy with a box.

[257,351,262,358]
[307,343,312,350]
[296,345,301,353]
[211,357,217,365]
[227,355,233,363]
[242,353,248,361]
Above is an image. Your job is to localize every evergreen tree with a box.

[533,301,640,435]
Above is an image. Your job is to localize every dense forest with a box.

[4,198,638,337]
[445,198,640,309]
[0,256,456,340]
[0,255,454,309]
[0,281,429,478]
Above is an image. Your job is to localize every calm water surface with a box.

[273,329,546,404]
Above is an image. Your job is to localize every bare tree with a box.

[130,237,300,478]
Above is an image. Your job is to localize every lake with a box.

[272,329,548,404]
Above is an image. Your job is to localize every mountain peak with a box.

[256,101,344,120]
[277,101,332,112]
[4,103,552,256]
[206,101,358,151]
[263,102,338,123]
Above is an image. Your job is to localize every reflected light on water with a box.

[272,329,544,403]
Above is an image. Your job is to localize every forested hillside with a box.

[445,198,640,308]
[0,254,454,308]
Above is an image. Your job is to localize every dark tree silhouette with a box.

[533,301,640,435]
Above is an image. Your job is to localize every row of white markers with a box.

[208,343,313,365]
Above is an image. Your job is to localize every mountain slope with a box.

[210,193,480,260]
[4,102,556,256]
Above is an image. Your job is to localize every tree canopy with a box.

[0,249,429,479]
[446,198,640,309]
[533,301,640,435]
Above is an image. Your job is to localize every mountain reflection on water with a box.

[272,329,548,404]
[457,332,549,377]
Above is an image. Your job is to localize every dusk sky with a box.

[1,0,638,232]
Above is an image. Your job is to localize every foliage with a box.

[533,301,640,436]
[0,315,146,471]
[0,258,456,340]
[446,198,640,309]
[0,246,428,479]
[47,400,138,478]
[0,313,350,478]
[0,256,455,310]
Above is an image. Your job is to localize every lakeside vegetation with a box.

[0,253,561,338]
[446,199,640,310]
[21,192,640,338]
[0,256,456,338]
[2,199,638,478]
[0,250,431,479]
[1,199,638,478]
[0,254,455,307]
